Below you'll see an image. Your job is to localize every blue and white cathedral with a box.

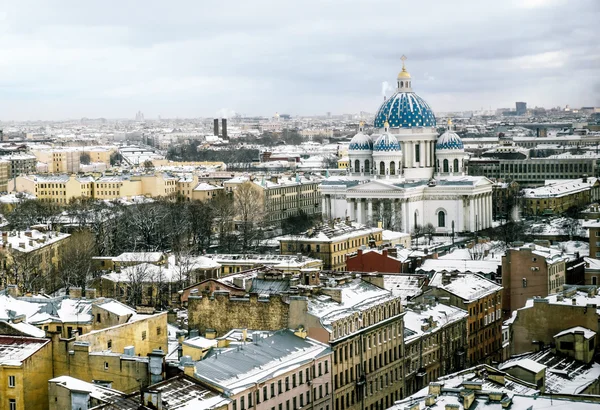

[320,61,493,234]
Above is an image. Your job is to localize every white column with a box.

[346,200,352,220]
[470,197,476,232]
[367,199,373,226]
[424,141,429,167]
[356,200,363,224]
[400,200,406,232]
[486,193,492,228]
[391,200,396,229]
[322,196,327,219]
[406,142,412,168]
[350,199,356,221]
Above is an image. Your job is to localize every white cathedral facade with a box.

[320,62,493,234]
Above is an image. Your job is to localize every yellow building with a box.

[15,175,93,203]
[522,177,599,216]
[0,230,71,292]
[191,182,224,202]
[278,221,383,271]
[0,336,54,410]
[83,146,116,166]
[337,156,349,169]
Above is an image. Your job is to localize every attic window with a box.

[532,258,537,262]
[104,362,109,370]
[107,340,112,349]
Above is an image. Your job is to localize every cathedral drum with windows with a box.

[320,58,493,234]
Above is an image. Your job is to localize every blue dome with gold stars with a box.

[373,133,401,152]
[436,130,464,150]
[374,92,436,129]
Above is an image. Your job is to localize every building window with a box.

[594,277,598,286]
[9,399,16,410]
[142,331,147,340]
[560,341,574,350]
[443,159,449,173]
[8,375,15,388]
[96,313,101,323]
[454,158,459,172]
[438,211,445,228]
[107,340,112,349]
[415,144,420,163]
[104,362,109,370]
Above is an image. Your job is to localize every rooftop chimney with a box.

[214,119,219,136]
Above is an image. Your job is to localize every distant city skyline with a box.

[0,0,598,121]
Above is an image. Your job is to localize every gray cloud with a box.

[0,0,598,120]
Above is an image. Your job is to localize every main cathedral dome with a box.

[373,62,436,129]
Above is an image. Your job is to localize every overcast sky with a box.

[0,0,598,121]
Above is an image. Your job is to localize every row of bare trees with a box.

[0,183,268,294]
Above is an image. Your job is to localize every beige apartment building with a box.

[14,172,181,203]
[224,174,322,226]
[0,159,9,192]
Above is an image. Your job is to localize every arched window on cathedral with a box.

[443,159,449,173]
[380,161,385,175]
[354,159,360,173]
[438,210,446,227]
[400,81,404,88]
[414,211,418,229]
[454,159,459,173]
[365,159,370,174]
[390,161,396,175]
[437,159,440,172]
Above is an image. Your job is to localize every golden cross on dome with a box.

[401,55,407,69]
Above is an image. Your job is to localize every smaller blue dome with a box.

[436,131,464,150]
[349,132,373,151]
[373,133,401,152]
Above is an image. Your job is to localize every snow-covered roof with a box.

[193,330,329,395]
[96,300,135,317]
[403,303,467,343]
[381,275,425,300]
[0,336,50,365]
[307,278,396,326]
[49,376,125,402]
[0,320,45,337]
[418,259,500,275]
[554,326,596,340]
[112,252,164,263]
[501,358,547,374]
[183,336,218,350]
[193,183,223,192]
[502,349,600,395]
[429,272,501,301]
[0,230,70,254]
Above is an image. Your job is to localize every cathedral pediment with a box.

[347,180,405,193]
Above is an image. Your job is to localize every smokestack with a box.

[222,118,228,139]
[214,119,219,136]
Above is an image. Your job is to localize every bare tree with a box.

[211,191,236,251]
[10,250,41,293]
[468,243,486,260]
[234,182,265,252]
[121,260,155,307]
[58,231,97,295]
[423,223,436,245]
[412,224,424,247]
